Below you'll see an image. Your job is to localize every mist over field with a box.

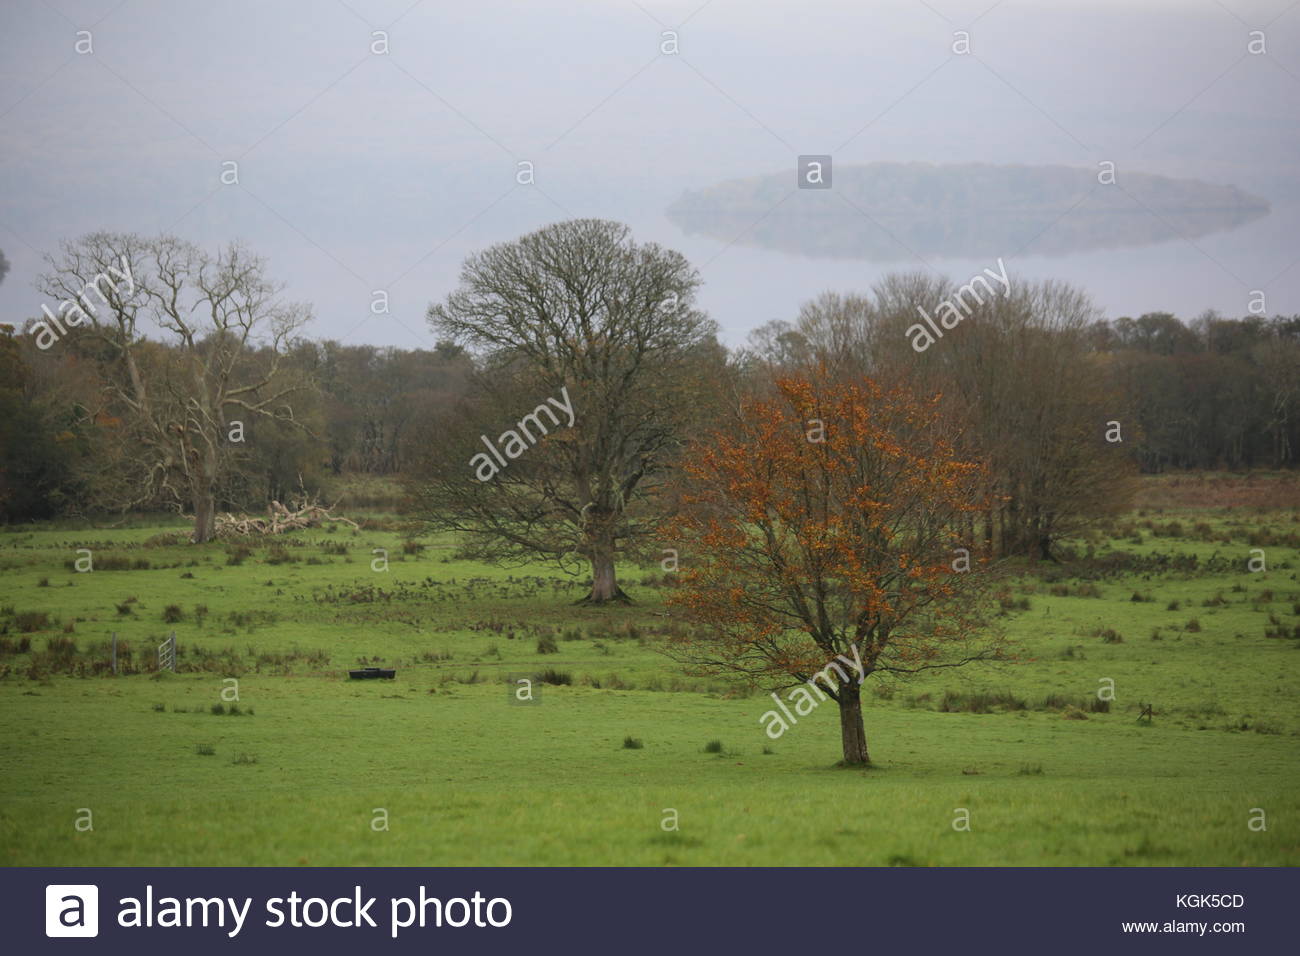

[2,0,1299,346]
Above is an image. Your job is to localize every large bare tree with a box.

[38,233,311,542]
[763,272,1135,560]
[415,219,720,603]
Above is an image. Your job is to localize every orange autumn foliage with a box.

[664,373,1007,696]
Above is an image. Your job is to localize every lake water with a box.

[2,0,1296,347]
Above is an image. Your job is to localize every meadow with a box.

[1,473,1298,866]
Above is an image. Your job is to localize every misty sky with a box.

[2,0,1298,348]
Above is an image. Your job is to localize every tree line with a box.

[2,225,1296,547]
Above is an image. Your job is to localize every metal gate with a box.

[157,631,176,672]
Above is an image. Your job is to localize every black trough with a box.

[348,667,396,680]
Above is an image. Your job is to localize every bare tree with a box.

[38,233,312,542]
[774,272,1135,560]
[417,219,720,603]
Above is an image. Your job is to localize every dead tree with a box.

[39,233,312,542]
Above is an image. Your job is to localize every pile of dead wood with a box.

[212,496,358,537]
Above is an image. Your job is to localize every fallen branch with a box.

[208,494,359,537]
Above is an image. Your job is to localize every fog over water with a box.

[2,0,1297,347]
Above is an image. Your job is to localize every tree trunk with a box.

[1037,511,1057,562]
[837,684,870,766]
[192,490,217,544]
[577,531,630,604]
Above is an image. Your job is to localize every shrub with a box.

[622,735,644,749]
[37,577,50,588]
[1017,763,1044,775]
[536,635,558,654]
[941,690,1027,713]
[1099,628,1123,644]
[231,753,258,765]
[86,555,129,571]
[703,740,724,754]
[538,668,571,685]
[194,743,216,756]
[1185,617,1202,632]
[226,545,253,566]
[15,611,49,633]
[162,604,184,623]
[46,635,76,656]
[1166,599,1180,611]
[1264,623,1300,639]
[6,636,31,654]
[152,702,166,712]
[401,540,424,555]
[1089,697,1111,713]
[210,702,226,715]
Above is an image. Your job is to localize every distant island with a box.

[666,162,1270,260]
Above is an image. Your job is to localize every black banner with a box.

[8,866,1295,953]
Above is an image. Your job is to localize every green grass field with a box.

[2,488,1299,866]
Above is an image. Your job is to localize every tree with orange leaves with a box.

[664,373,1006,766]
